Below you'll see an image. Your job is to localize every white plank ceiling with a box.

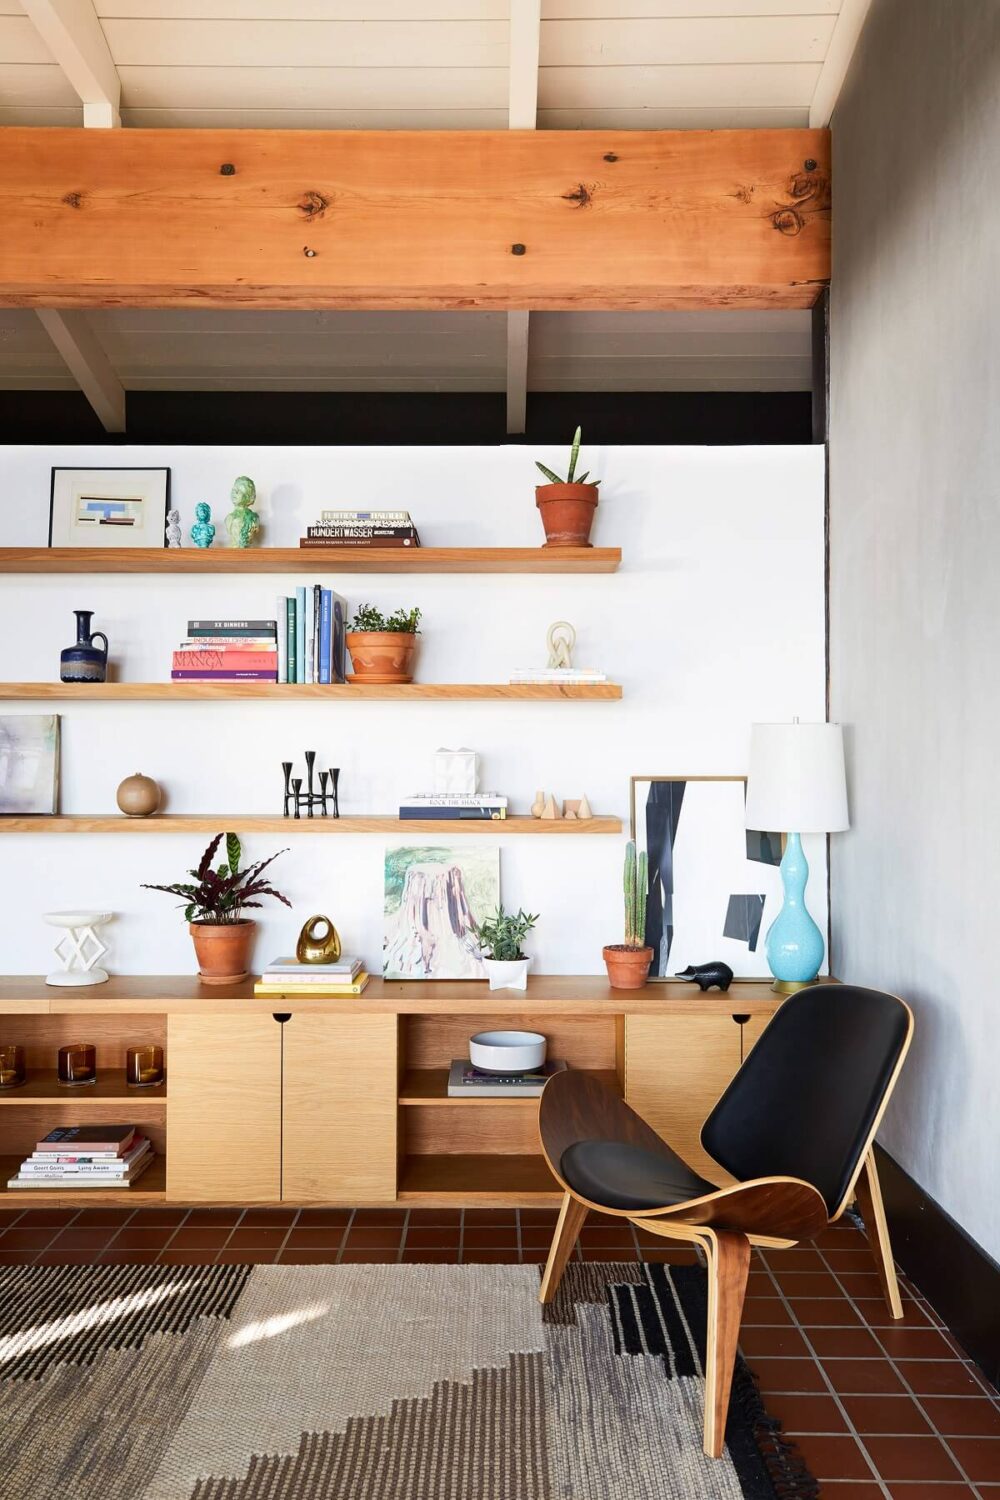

[0,1,851,399]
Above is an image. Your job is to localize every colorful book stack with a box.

[274,586,348,684]
[173,619,278,681]
[254,955,370,997]
[7,1125,154,1189]
[300,510,421,549]
[398,793,508,821]
[447,1059,567,1098]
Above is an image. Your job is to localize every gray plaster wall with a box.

[830,0,1000,1257]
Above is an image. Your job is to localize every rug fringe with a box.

[733,1361,821,1500]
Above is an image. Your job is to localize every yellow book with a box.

[253,973,370,996]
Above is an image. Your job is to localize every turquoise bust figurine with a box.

[190,502,215,549]
[225,476,260,549]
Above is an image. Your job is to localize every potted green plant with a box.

[475,905,539,991]
[141,832,291,984]
[346,603,422,684]
[535,426,600,547]
[603,840,653,989]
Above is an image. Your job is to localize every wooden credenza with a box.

[0,976,790,1208]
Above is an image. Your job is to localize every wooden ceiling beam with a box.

[0,128,830,311]
[35,308,125,430]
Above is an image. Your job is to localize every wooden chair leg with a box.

[701,1229,751,1459]
[854,1149,903,1319]
[539,1192,588,1304]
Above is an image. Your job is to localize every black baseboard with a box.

[0,389,813,446]
[875,1144,1000,1388]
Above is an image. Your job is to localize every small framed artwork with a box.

[630,775,784,980]
[383,843,500,980]
[0,715,60,814]
[48,467,170,549]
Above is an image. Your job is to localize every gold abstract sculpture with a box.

[296,914,342,965]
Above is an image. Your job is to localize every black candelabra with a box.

[282,752,340,819]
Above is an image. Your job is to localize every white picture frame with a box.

[48,467,171,549]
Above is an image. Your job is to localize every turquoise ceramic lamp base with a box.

[764,832,825,994]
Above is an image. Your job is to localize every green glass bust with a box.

[225,475,260,549]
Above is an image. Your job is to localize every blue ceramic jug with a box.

[60,610,109,683]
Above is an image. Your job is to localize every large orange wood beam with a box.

[0,127,829,311]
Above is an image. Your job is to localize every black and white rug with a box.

[0,1260,817,1499]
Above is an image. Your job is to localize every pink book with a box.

[171,651,279,671]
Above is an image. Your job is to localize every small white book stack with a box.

[7,1125,153,1190]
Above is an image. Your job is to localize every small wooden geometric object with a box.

[541,795,559,820]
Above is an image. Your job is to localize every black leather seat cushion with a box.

[560,1139,717,1212]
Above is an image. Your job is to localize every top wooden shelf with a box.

[0,547,621,575]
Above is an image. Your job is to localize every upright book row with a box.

[276,587,348,685]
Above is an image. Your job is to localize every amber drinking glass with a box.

[0,1044,26,1090]
[126,1045,164,1089]
[57,1043,96,1086]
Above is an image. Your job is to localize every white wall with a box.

[0,444,825,978]
[830,0,1000,1260]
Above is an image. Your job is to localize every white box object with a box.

[434,747,479,794]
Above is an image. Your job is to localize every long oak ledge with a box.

[0,814,621,836]
[0,682,622,702]
[0,975,791,1016]
[0,546,621,575]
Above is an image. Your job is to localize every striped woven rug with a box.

[0,1261,817,1500]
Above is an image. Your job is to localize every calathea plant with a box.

[141,832,291,925]
[475,906,539,961]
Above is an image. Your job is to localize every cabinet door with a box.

[167,1014,282,1202]
[282,1013,398,1204]
[739,1011,775,1063]
[625,1014,743,1186]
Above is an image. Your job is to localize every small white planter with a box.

[482,957,531,992]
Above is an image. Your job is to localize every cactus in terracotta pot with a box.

[534,426,601,548]
[603,839,653,989]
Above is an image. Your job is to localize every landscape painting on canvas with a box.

[0,715,60,814]
[383,844,500,980]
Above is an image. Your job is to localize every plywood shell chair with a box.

[537,984,913,1459]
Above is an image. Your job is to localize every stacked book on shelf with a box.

[275,586,348,684]
[7,1125,154,1190]
[509,667,608,686]
[447,1059,567,1098]
[254,955,370,997]
[399,793,508,822]
[173,619,278,681]
[300,510,421,549]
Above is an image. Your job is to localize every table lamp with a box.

[745,721,849,992]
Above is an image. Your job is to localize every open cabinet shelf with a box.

[397,1154,562,1205]
[0,1154,167,1202]
[0,1071,166,1103]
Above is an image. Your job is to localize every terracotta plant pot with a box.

[190,920,256,985]
[603,944,654,990]
[535,483,599,547]
[346,630,418,684]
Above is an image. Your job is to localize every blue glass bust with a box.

[190,502,215,549]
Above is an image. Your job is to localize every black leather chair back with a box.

[700,985,911,1215]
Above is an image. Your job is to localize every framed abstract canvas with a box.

[0,716,60,814]
[383,844,500,980]
[49,467,170,549]
[630,776,784,980]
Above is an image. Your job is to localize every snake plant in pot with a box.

[141,832,291,984]
[603,840,653,989]
[475,905,539,992]
[535,426,600,547]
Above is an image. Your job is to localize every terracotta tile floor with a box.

[1,1206,997,1495]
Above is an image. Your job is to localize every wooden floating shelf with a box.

[398,1067,618,1106]
[0,1070,165,1103]
[0,682,622,702]
[0,814,622,836]
[0,547,621,575]
[0,1154,167,1202]
[398,1154,561,1205]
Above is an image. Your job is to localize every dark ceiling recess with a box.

[0,390,813,446]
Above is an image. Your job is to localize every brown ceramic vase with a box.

[346,631,418,683]
[190,920,256,984]
[535,483,599,547]
[603,944,654,990]
[116,772,161,817]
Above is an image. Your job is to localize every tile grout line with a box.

[334,1208,356,1266]
[396,1208,410,1265]
[814,1240,990,1499]
[458,1208,465,1265]
[272,1208,301,1265]
[758,1253,893,1497]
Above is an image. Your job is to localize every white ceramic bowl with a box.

[469,1030,547,1074]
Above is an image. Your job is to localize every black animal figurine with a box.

[675,961,734,993]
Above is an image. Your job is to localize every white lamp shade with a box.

[745,722,849,833]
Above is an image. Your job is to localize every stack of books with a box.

[399,793,508,821]
[173,619,278,681]
[509,667,608,686]
[300,510,421,549]
[7,1125,154,1189]
[275,586,348,684]
[447,1059,567,1097]
[253,956,370,997]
